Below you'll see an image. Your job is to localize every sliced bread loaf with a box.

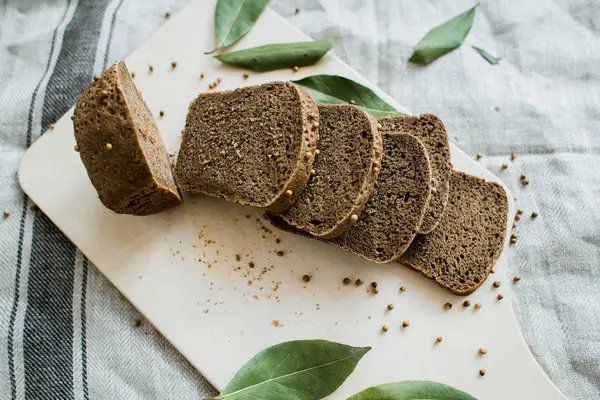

[275,104,383,239]
[269,132,432,264]
[174,82,318,212]
[379,114,451,234]
[399,171,509,295]
[73,60,181,216]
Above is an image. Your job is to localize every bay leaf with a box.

[207,0,270,53]
[292,74,403,118]
[347,381,477,400]
[210,339,370,400]
[215,39,334,71]
[409,5,478,65]
[472,45,501,65]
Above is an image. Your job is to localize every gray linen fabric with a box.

[1,0,599,399]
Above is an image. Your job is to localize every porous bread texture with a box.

[379,114,451,233]
[276,104,383,238]
[174,82,318,212]
[399,170,509,295]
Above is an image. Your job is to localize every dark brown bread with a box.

[276,104,383,238]
[73,61,181,215]
[174,82,318,212]
[269,133,432,264]
[399,171,509,295]
[379,114,451,234]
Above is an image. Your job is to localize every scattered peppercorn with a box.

[500,163,507,170]
[479,369,486,376]
[131,319,141,327]
[159,111,165,118]
[475,154,482,160]
[149,65,154,73]
[387,303,394,311]
[293,65,300,72]
[399,286,406,292]
[511,153,517,160]
[520,174,526,180]
[435,336,443,344]
[276,251,284,257]
[381,324,389,332]
[371,281,378,288]
[349,99,356,105]
[295,7,300,13]
[343,277,351,285]
[3,209,10,217]
[494,106,500,111]
[522,179,529,186]
[402,320,410,328]
[105,143,113,150]
[243,73,249,79]
[49,124,55,130]
[497,293,504,300]
[493,281,501,288]
[275,238,281,244]
[478,347,487,355]
[302,274,311,283]
[444,302,453,310]
[131,72,136,78]
[531,211,538,218]
[474,303,482,310]
[463,300,471,307]
[171,61,177,69]
[249,261,255,268]
[74,144,80,152]
[355,279,363,286]
[371,288,379,294]
[235,254,241,262]
[165,11,171,19]
[513,275,521,282]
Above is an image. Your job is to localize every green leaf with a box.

[292,75,404,118]
[215,39,334,72]
[409,5,478,65]
[213,339,370,400]
[347,381,477,400]
[208,0,270,53]
[472,45,501,65]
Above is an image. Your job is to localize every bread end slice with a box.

[73,61,181,216]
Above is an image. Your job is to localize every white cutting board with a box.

[19,1,565,399]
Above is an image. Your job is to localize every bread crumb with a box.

[272,320,284,327]
[149,65,154,73]
[131,72,136,78]
[165,11,171,19]
[131,319,141,327]
[475,154,482,160]
[511,153,517,160]
[49,124,55,130]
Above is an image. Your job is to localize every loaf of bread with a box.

[399,171,509,295]
[174,82,319,212]
[73,61,182,215]
[275,104,382,238]
[379,114,451,233]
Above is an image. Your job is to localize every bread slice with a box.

[275,104,383,239]
[269,132,432,263]
[72,61,181,216]
[174,82,318,212]
[379,114,451,234]
[399,171,509,295]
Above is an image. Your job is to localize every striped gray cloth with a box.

[1,0,599,399]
